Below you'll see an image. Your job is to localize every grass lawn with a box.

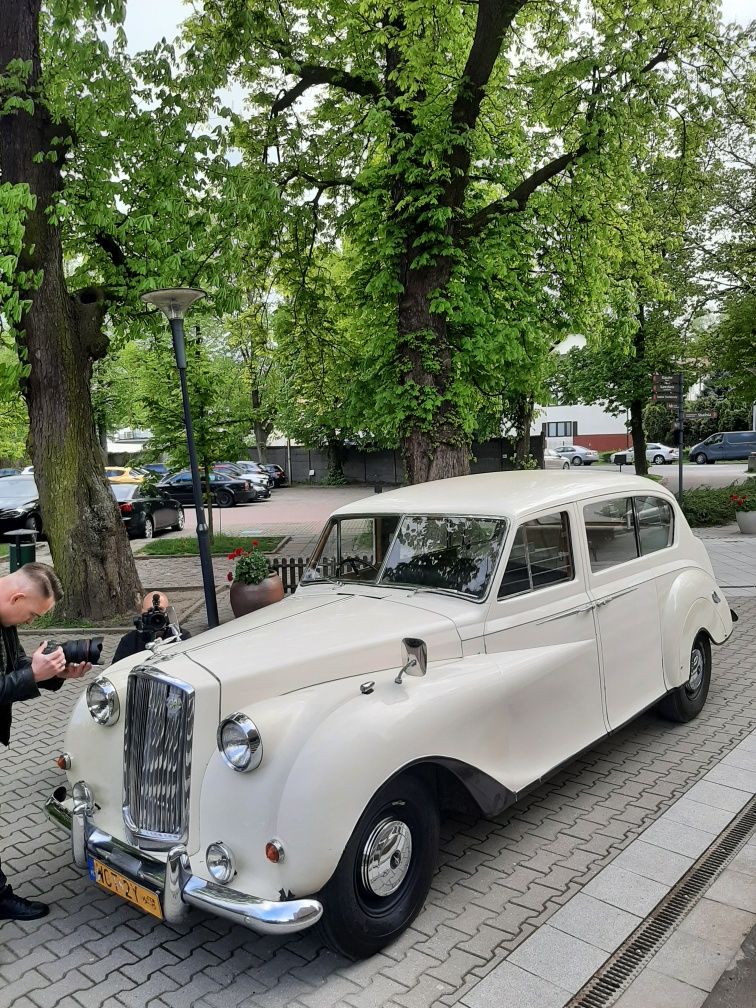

[0,544,7,558]
[137,533,284,556]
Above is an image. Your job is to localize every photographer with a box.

[1,563,91,921]
[112,591,191,664]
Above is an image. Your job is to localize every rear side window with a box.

[583,498,637,571]
[635,495,674,555]
[584,495,674,571]
[498,512,574,599]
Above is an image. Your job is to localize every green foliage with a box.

[679,482,753,526]
[138,534,282,557]
[729,480,756,512]
[227,543,270,585]
[0,392,28,461]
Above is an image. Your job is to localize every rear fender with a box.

[661,571,731,689]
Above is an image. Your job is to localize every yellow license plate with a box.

[88,857,163,919]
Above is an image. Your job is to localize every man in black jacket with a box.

[111,591,190,665]
[0,563,90,921]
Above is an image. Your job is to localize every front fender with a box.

[196,648,562,900]
[661,570,731,689]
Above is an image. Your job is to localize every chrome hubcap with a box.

[360,817,413,897]
[688,646,704,693]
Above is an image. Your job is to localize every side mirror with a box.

[395,637,428,685]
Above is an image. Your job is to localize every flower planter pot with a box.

[736,511,756,535]
[229,573,285,617]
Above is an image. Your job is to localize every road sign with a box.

[652,373,684,407]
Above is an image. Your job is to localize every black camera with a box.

[134,593,171,641]
[43,636,104,666]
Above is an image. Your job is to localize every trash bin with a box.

[614,453,628,466]
[5,528,37,572]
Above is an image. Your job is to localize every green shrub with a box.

[680,484,742,526]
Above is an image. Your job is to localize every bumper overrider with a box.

[45,783,323,935]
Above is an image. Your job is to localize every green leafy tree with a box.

[190,0,743,483]
[0,1,272,617]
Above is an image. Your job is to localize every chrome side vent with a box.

[123,667,194,849]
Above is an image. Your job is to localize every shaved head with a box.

[142,592,170,612]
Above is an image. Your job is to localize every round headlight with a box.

[86,678,119,726]
[206,842,236,884]
[217,713,262,772]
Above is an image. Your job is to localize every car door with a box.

[483,507,605,792]
[164,473,193,503]
[581,495,665,730]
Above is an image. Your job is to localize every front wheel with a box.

[562,462,570,470]
[658,634,711,723]
[172,509,185,531]
[317,774,439,959]
[694,453,708,465]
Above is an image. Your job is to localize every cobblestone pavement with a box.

[1,585,754,1008]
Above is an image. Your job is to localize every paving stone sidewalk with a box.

[0,535,754,1008]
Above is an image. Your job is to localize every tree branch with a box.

[271,64,379,114]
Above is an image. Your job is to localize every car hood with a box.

[171,592,463,710]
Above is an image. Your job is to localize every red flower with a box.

[227,553,234,560]
[252,539,259,547]
[227,571,233,582]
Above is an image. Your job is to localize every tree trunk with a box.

[1,0,142,619]
[397,263,470,483]
[250,388,270,464]
[513,395,535,466]
[629,399,649,477]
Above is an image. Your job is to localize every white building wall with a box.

[531,404,629,445]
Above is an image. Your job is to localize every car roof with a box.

[332,471,676,521]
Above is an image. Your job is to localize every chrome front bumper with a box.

[45,785,323,936]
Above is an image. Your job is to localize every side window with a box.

[584,498,638,572]
[498,512,574,599]
[635,495,674,555]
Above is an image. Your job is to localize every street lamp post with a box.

[140,287,219,628]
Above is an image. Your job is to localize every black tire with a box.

[562,463,570,470]
[216,490,234,508]
[24,513,42,533]
[658,634,711,723]
[140,516,154,540]
[317,774,439,960]
[653,454,665,465]
[571,456,583,466]
[171,508,185,531]
[694,453,708,465]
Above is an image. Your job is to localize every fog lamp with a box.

[206,842,235,884]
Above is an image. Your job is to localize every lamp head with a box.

[140,287,206,320]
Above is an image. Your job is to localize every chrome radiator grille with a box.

[123,668,194,848]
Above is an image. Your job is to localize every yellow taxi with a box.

[105,466,145,484]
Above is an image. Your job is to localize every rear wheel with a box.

[216,490,234,508]
[140,516,154,540]
[653,454,665,465]
[171,509,185,531]
[317,774,439,960]
[658,634,711,722]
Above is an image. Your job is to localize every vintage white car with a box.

[46,472,735,959]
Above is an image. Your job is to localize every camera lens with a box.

[61,637,104,666]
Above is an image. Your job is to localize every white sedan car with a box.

[612,443,679,465]
[47,472,733,959]
[543,448,571,470]
[554,445,599,466]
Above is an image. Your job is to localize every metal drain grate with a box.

[567,795,756,1008]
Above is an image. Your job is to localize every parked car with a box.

[158,469,264,506]
[20,465,34,475]
[105,466,145,484]
[543,448,570,470]
[611,443,679,465]
[257,463,288,487]
[229,460,275,489]
[553,445,599,466]
[111,483,184,539]
[689,430,756,465]
[0,468,20,478]
[0,476,42,534]
[47,472,734,959]
[212,463,272,495]
[140,463,170,477]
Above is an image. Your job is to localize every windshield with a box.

[302,514,508,600]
